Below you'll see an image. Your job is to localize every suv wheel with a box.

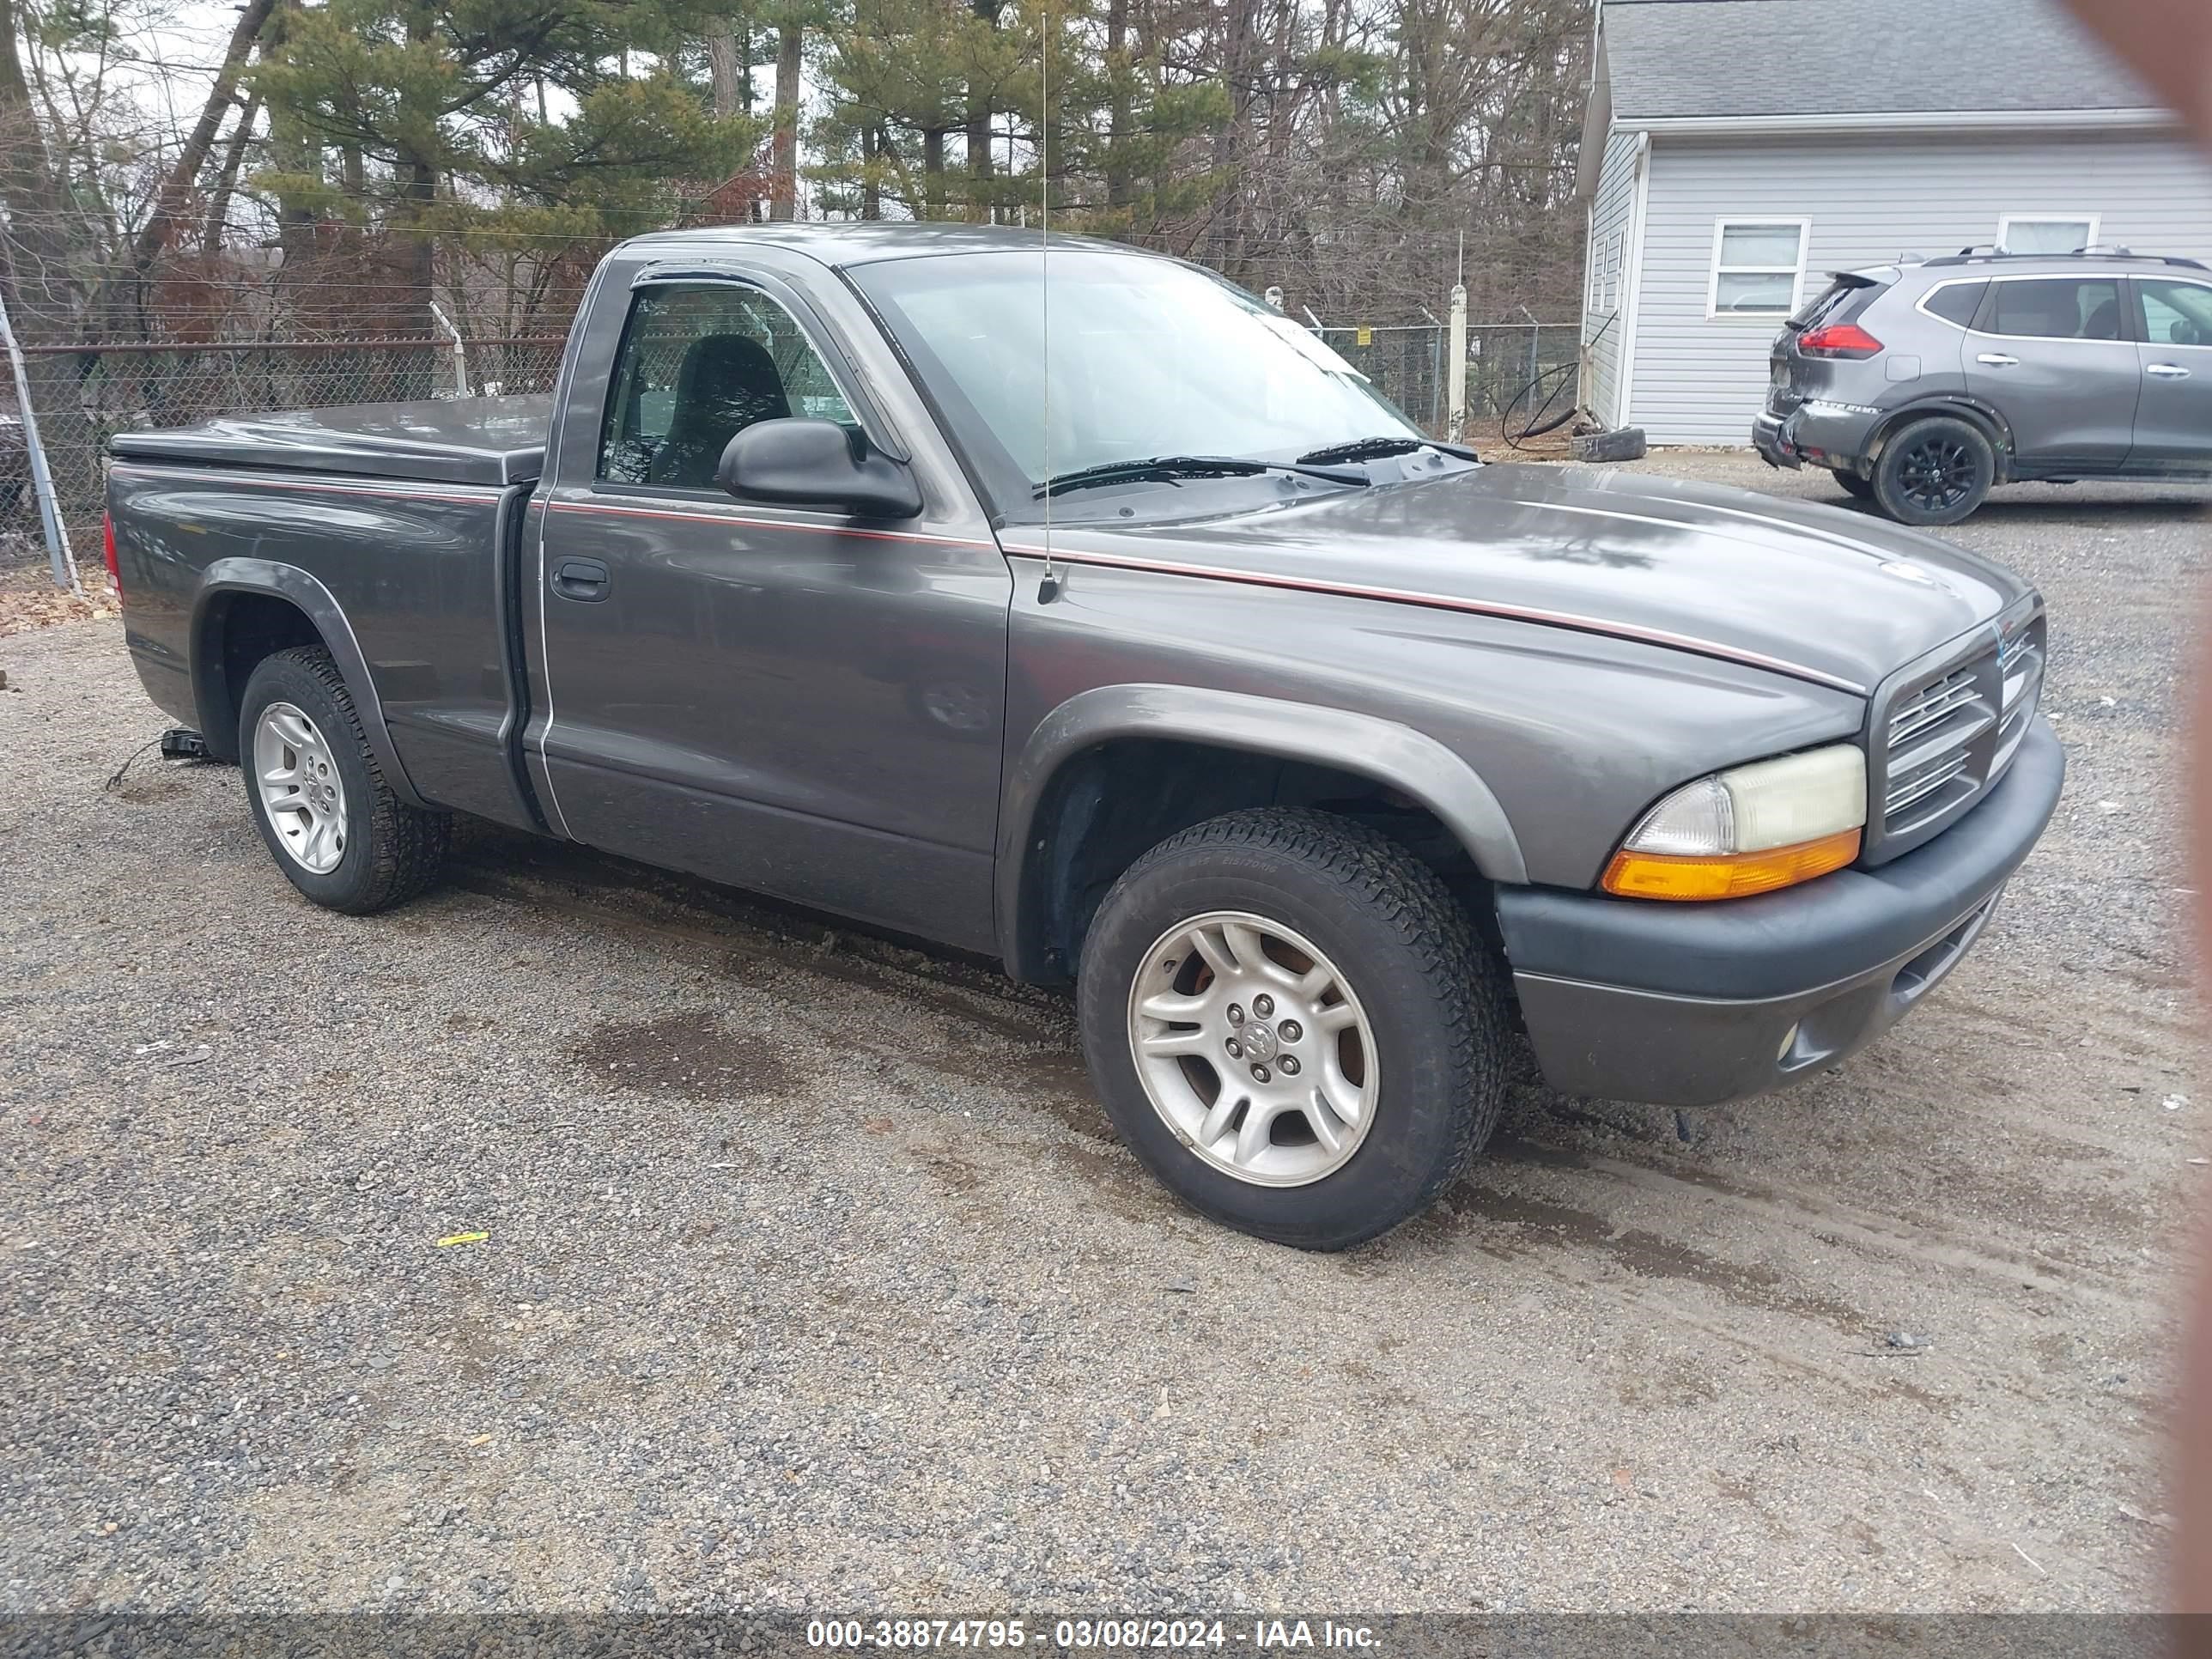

[239,646,453,915]
[1873,416,1994,526]
[1828,467,1875,501]
[1076,807,1508,1251]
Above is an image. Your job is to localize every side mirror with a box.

[715,418,923,520]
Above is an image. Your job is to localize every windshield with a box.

[850,247,1424,509]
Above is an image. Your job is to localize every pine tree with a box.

[251,0,754,341]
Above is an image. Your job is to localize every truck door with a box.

[531,266,1013,953]
[1961,275,2141,471]
[2130,275,2212,473]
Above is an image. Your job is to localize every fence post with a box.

[428,302,469,398]
[1446,284,1468,444]
[0,290,82,595]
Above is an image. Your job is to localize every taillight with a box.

[102,510,122,599]
[1797,323,1884,359]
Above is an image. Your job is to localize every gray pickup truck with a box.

[106,223,2063,1249]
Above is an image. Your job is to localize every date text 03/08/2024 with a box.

[805,1618,1382,1650]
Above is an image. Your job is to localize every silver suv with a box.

[1752,248,2212,525]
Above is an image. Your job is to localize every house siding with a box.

[1626,129,2212,445]
[1581,128,1642,425]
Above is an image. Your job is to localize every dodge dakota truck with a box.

[106,223,2063,1250]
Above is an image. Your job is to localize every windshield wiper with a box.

[1296,434,1484,465]
[1035,454,1367,499]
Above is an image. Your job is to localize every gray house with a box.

[1577,0,2212,446]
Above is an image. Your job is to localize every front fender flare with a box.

[995,684,1527,977]
[191,557,429,808]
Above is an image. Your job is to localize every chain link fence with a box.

[3,334,569,569]
[2,302,1579,577]
[1321,321,1582,441]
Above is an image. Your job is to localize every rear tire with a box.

[1872,416,1994,526]
[238,646,452,915]
[1829,467,1876,501]
[1076,807,1508,1251]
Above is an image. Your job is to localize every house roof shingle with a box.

[1602,0,2161,119]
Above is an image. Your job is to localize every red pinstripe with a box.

[1000,540,1865,695]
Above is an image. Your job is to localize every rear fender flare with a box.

[995,684,1527,978]
[1867,398,2015,483]
[191,558,428,808]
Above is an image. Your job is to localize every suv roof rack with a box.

[1922,246,2209,270]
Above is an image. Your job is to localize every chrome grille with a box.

[1884,748,1972,817]
[1994,612,2047,771]
[1863,634,2006,865]
[1888,667,1979,750]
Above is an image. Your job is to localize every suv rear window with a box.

[1982,278,2124,341]
[1789,274,1885,331]
[1920,281,1985,327]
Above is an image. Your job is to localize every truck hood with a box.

[1034,462,2033,695]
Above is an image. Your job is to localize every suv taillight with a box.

[102,510,122,599]
[1797,323,1884,359]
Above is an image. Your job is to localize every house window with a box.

[1588,229,1626,316]
[1998,215,2099,254]
[1708,221,1808,318]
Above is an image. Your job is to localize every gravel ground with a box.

[2,453,2206,1616]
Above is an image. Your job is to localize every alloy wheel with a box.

[1125,909,1379,1187]
[253,701,349,874]
[1898,435,1978,513]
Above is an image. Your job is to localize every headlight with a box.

[1602,744,1867,901]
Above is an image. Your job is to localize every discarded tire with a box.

[1570,426,1648,463]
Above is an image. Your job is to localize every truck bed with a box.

[107,394,551,839]
[107,393,551,488]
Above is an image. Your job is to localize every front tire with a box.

[238,646,452,915]
[1076,808,1508,1251]
[1872,416,1994,526]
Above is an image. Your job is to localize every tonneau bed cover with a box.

[107,394,551,489]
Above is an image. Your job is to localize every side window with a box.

[598,283,856,488]
[2141,279,2212,348]
[1982,278,2124,342]
[1921,281,1986,329]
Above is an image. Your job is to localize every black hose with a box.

[1499,311,1616,451]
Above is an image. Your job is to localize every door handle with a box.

[2147,362,2192,380]
[1975,353,2020,367]
[551,557,611,602]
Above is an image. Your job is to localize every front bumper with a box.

[1497,718,2064,1108]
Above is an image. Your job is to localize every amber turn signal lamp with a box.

[1601,826,1863,902]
